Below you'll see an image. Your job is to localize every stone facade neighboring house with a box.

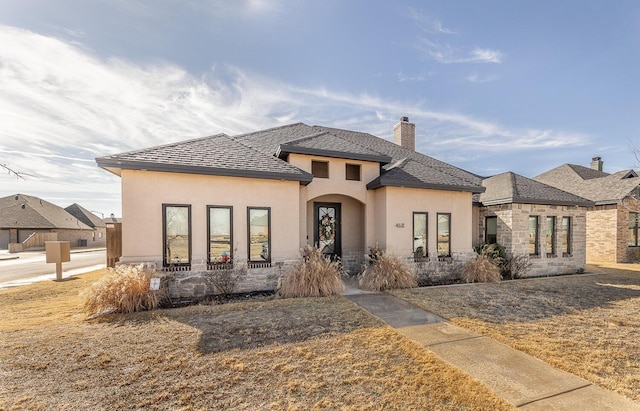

[0,194,95,251]
[474,172,593,276]
[96,118,490,297]
[534,157,640,263]
[65,203,107,247]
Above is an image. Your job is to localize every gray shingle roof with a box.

[96,133,313,184]
[477,172,593,206]
[534,164,640,205]
[65,203,106,228]
[0,194,94,230]
[97,122,485,193]
[276,131,391,163]
[313,126,484,192]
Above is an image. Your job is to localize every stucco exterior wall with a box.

[120,170,301,267]
[479,203,587,276]
[380,187,474,260]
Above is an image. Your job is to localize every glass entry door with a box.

[314,203,341,259]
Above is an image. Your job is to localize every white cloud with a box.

[0,25,586,214]
[467,73,499,83]
[419,39,504,64]
[407,9,457,34]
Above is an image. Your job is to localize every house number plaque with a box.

[395,223,405,228]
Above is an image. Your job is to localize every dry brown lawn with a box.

[391,263,640,403]
[0,269,513,410]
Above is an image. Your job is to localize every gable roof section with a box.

[313,126,484,193]
[96,133,313,184]
[0,194,93,230]
[534,164,640,205]
[478,172,593,206]
[65,203,106,228]
[276,131,391,163]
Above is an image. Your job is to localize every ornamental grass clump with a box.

[82,264,166,315]
[279,245,344,298]
[359,246,417,291]
[461,254,501,283]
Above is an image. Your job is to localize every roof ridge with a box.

[233,122,308,139]
[97,133,228,159]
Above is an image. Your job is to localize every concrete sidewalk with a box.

[345,291,639,410]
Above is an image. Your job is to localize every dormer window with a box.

[312,160,329,178]
[346,164,361,181]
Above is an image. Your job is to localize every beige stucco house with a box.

[474,172,593,276]
[97,118,491,296]
[534,157,640,263]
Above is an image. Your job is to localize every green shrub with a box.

[82,264,166,315]
[359,246,417,291]
[461,255,501,283]
[279,245,344,298]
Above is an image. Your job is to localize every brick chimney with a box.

[393,116,415,151]
[590,156,603,171]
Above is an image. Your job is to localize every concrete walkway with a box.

[344,289,639,410]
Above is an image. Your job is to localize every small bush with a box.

[502,254,532,280]
[279,245,344,298]
[82,264,166,315]
[461,255,501,283]
[203,261,247,296]
[359,247,417,291]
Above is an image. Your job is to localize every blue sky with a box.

[1,0,639,216]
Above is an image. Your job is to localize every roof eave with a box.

[367,178,484,193]
[277,144,392,164]
[96,158,313,184]
[481,197,593,207]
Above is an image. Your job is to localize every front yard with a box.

[0,270,512,410]
[391,263,640,403]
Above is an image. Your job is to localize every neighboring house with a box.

[534,157,640,263]
[0,194,94,251]
[473,172,593,276]
[65,203,107,247]
[96,118,489,297]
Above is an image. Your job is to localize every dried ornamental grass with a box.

[81,264,166,315]
[359,248,417,291]
[462,254,501,283]
[279,245,344,298]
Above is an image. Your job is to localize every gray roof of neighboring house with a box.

[97,122,485,193]
[476,172,593,206]
[0,194,94,230]
[533,164,640,205]
[65,203,106,228]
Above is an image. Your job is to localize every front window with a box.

[248,207,271,262]
[561,217,572,255]
[208,206,232,265]
[529,216,539,255]
[437,213,451,257]
[485,216,497,244]
[311,160,329,178]
[546,216,556,256]
[163,204,191,266]
[345,163,361,181]
[413,212,428,259]
[629,212,639,247]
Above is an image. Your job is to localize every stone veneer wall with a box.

[585,204,635,263]
[479,203,587,277]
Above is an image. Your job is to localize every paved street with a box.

[0,249,105,289]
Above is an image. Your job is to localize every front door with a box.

[314,203,341,259]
